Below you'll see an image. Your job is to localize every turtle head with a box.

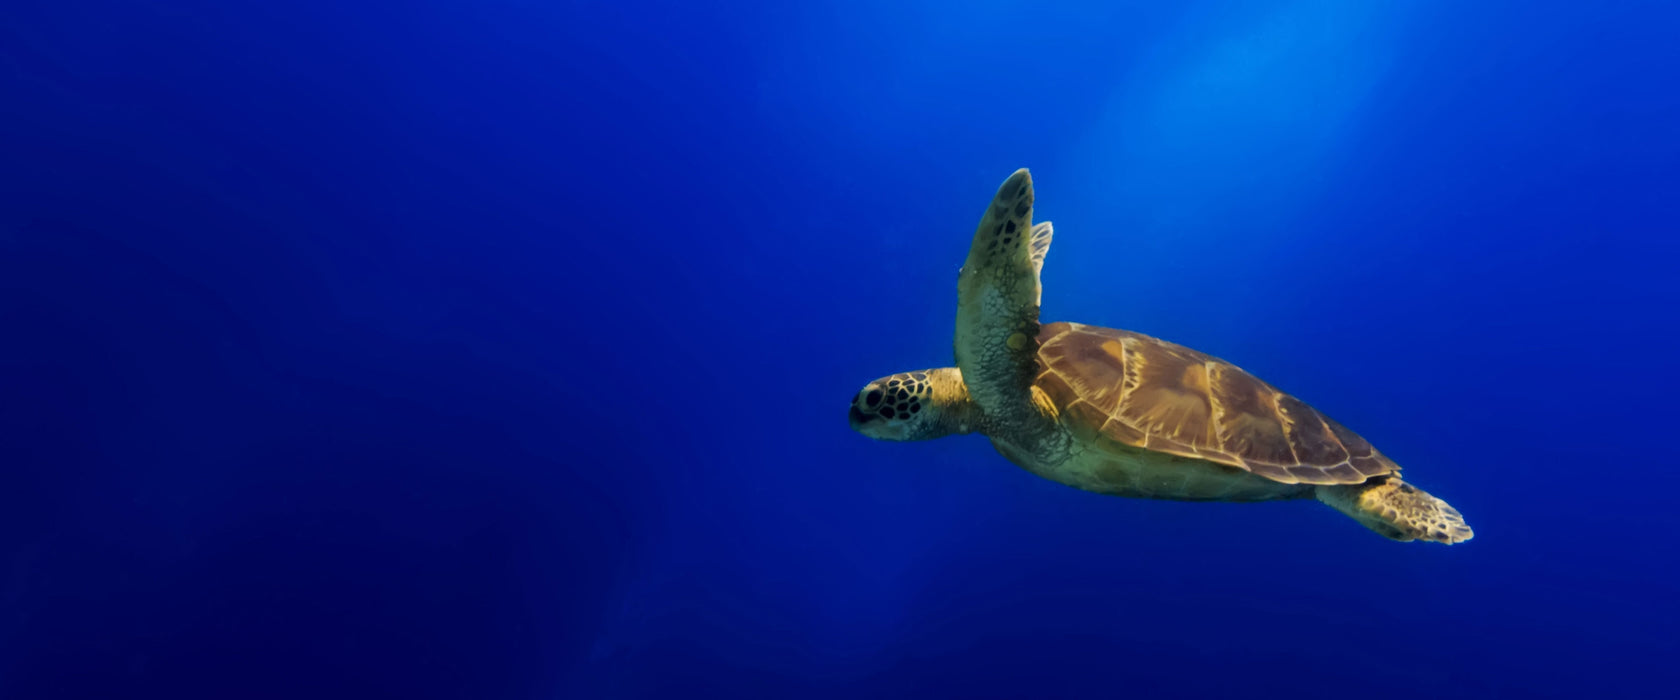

[848,367,978,441]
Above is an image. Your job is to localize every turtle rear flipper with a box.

[1317,478,1474,544]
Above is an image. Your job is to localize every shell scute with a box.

[1276,393,1348,464]
[1118,338,1217,449]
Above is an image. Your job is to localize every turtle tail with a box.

[1316,477,1474,545]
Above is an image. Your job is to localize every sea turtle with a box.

[847,169,1472,544]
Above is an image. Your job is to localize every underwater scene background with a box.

[5,1,1678,698]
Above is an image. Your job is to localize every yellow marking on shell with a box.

[1099,339,1126,364]
[1030,384,1059,421]
[1007,332,1029,351]
[1133,393,1205,439]
[1181,362,1211,395]
[1269,390,1304,465]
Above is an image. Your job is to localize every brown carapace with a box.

[1036,322,1394,487]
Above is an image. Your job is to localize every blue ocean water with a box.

[4,1,1678,697]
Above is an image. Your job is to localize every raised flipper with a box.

[954,169,1054,438]
[1317,477,1474,544]
[1028,222,1053,305]
[1029,222,1053,275]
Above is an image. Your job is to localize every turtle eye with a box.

[864,389,883,408]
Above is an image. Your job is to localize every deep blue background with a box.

[4,1,1678,698]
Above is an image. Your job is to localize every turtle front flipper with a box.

[1317,478,1474,544]
[955,169,1055,438]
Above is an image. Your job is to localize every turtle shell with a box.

[1034,322,1397,485]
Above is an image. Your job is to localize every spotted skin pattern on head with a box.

[865,372,930,420]
[849,368,977,442]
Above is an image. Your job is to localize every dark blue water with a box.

[5,1,1677,698]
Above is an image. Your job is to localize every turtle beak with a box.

[848,405,876,430]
